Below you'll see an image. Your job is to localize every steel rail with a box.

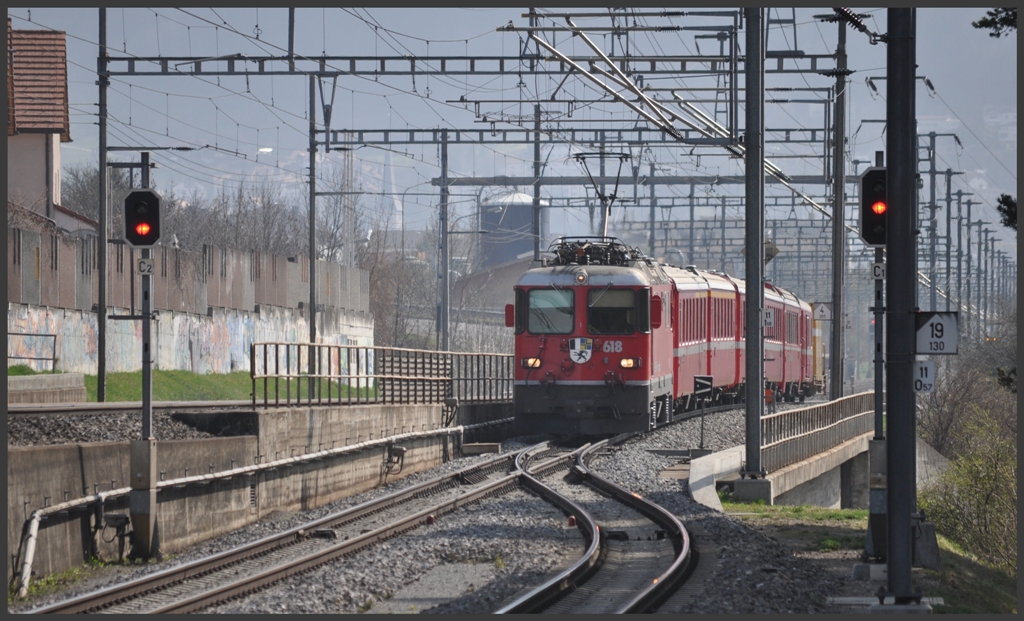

[495,443,603,614]
[154,444,592,614]
[497,426,700,614]
[28,451,521,614]
[577,439,694,613]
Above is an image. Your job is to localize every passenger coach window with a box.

[588,288,636,334]
[528,289,574,334]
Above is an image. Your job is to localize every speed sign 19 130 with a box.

[915,312,959,355]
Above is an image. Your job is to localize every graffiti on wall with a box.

[8,304,373,375]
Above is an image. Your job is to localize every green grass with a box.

[7,560,110,605]
[919,534,1017,614]
[721,495,869,523]
[83,369,377,403]
[7,364,60,376]
[719,496,1016,614]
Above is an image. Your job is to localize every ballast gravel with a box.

[7,411,220,446]
[586,400,847,614]
[13,399,845,615]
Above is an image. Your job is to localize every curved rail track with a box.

[497,433,694,614]
[28,404,735,614]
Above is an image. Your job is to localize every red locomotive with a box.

[504,237,824,436]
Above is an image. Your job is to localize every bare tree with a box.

[161,177,307,257]
[311,152,360,266]
[355,220,435,348]
[60,162,132,221]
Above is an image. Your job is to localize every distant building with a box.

[6,18,93,233]
[478,191,549,269]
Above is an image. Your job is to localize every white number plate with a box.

[137,258,154,275]
[601,340,623,353]
[914,361,936,393]
[915,312,958,355]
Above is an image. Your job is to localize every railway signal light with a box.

[859,168,887,247]
[124,189,162,248]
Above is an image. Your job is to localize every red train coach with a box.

[506,238,819,436]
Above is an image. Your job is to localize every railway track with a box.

[496,433,694,614]
[28,451,523,614]
[28,405,732,614]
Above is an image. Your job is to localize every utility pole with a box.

[872,152,884,439]
[964,202,975,333]
[983,229,991,336]
[981,229,993,334]
[926,132,938,310]
[943,169,952,311]
[688,184,696,265]
[439,129,450,351]
[140,152,153,438]
[649,162,657,257]
[97,8,109,402]
[741,7,765,481]
[955,190,963,312]
[308,74,318,397]
[598,133,607,236]
[533,104,542,260]
[829,18,848,401]
[884,7,920,605]
[129,151,158,559]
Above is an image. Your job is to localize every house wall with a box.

[7,133,48,211]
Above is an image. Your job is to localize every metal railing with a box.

[760,392,874,474]
[250,342,513,408]
[8,333,57,371]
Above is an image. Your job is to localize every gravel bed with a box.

[7,412,220,446]
[208,489,581,614]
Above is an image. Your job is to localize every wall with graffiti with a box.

[7,303,374,375]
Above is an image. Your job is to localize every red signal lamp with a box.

[871,201,887,215]
[135,222,152,236]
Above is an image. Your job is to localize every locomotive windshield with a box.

[588,288,635,334]
[528,289,574,334]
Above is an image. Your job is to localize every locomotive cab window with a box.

[528,289,574,334]
[588,288,637,334]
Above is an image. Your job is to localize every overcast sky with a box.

[8,7,1016,263]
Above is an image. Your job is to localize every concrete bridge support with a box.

[691,435,947,511]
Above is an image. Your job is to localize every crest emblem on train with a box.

[569,338,593,363]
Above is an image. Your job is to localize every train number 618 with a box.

[602,340,623,353]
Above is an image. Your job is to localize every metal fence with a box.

[761,392,874,474]
[8,333,57,371]
[250,342,513,408]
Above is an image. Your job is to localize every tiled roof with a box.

[8,18,71,141]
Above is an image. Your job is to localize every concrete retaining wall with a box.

[7,302,373,375]
[8,399,513,586]
[7,373,87,404]
[459,402,514,442]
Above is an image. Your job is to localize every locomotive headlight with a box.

[522,357,542,368]
[619,358,641,369]
[574,270,588,285]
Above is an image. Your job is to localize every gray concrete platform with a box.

[370,562,495,613]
